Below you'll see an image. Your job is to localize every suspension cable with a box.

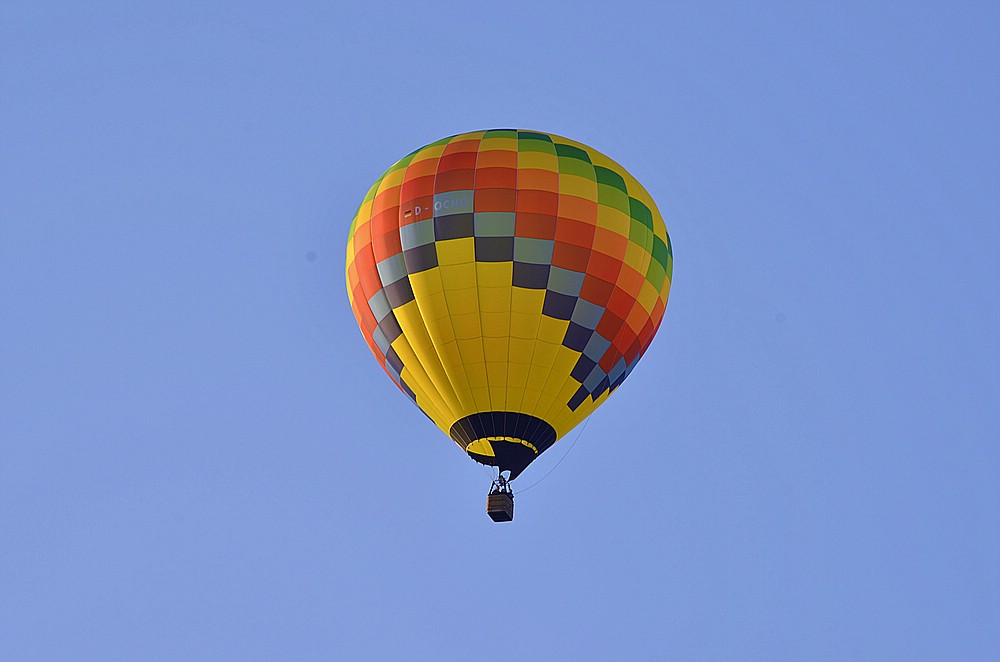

[514,414,593,495]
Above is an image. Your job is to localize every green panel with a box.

[557,157,596,179]
[483,129,517,139]
[361,174,386,204]
[517,131,553,142]
[629,198,654,230]
[554,143,591,162]
[629,218,652,249]
[645,260,666,292]
[594,166,627,193]
[517,138,557,154]
[597,184,630,213]
[651,235,669,270]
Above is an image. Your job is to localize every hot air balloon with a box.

[345,129,672,521]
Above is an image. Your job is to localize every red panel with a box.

[613,324,638,360]
[438,151,478,171]
[516,189,559,215]
[580,274,615,306]
[400,174,435,202]
[475,188,517,213]
[551,241,591,272]
[607,286,634,319]
[434,169,475,192]
[404,158,438,178]
[586,251,623,284]
[372,226,402,259]
[559,195,598,223]
[518,168,559,192]
[555,218,596,249]
[598,346,622,372]
[651,298,666,326]
[444,138,481,154]
[514,213,557,240]
[616,264,646,297]
[593,227,628,259]
[596,309,625,340]
[625,302,649,334]
[476,149,517,168]
[475,167,517,189]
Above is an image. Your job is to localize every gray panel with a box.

[583,333,612,362]
[513,237,554,264]
[367,289,391,322]
[571,299,605,329]
[433,190,474,216]
[376,253,407,285]
[583,364,607,391]
[547,266,585,297]
[474,212,516,237]
[400,218,435,250]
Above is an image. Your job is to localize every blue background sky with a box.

[2,2,998,660]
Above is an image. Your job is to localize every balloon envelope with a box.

[346,129,672,478]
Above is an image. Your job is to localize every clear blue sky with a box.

[2,2,998,660]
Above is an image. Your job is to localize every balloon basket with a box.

[487,476,514,522]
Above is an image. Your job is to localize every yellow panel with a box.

[559,174,598,200]
[517,152,558,169]
[488,387,508,408]
[478,285,511,312]
[510,312,539,340]
[457,338,485,364]
[637,280,659,313]
[466,439,495,457]
[444,288,479,316]
[481,312,511,338]
[395,354,454,422]
[507,362,529,388]
[451,311,482,339]
[511,287,544,314]
[521,387,543,414]
[486,362,508,386]
[537,317,570,344]
[624,242,647,271]
[483,337,508,363]
[437,238,475,266]
[423,317,456,345]
[508,337,534,361]
[409,143,447,162]
[597,206,631,236]
[439,263,477,287]
[476,262,512,289]
[505,387,526,410]
[409,268,444,295]
[381,166,406,189]
[532,341,559,368]
[479,138,518,152]
[468,388,489,412]
[413,288,449,321]
[525,363,551,392]
[466,363,489,389]
[551,345,581,378]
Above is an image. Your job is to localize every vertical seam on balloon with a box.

[365,164,456,426]
[518,130,566,452]
[510,130,544,434]
[467,133,495,424]
[433,133,488,436]
[395,144,476,447]
[532,137,605,438]
[500,133,519,443]
[543,144,607,433]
